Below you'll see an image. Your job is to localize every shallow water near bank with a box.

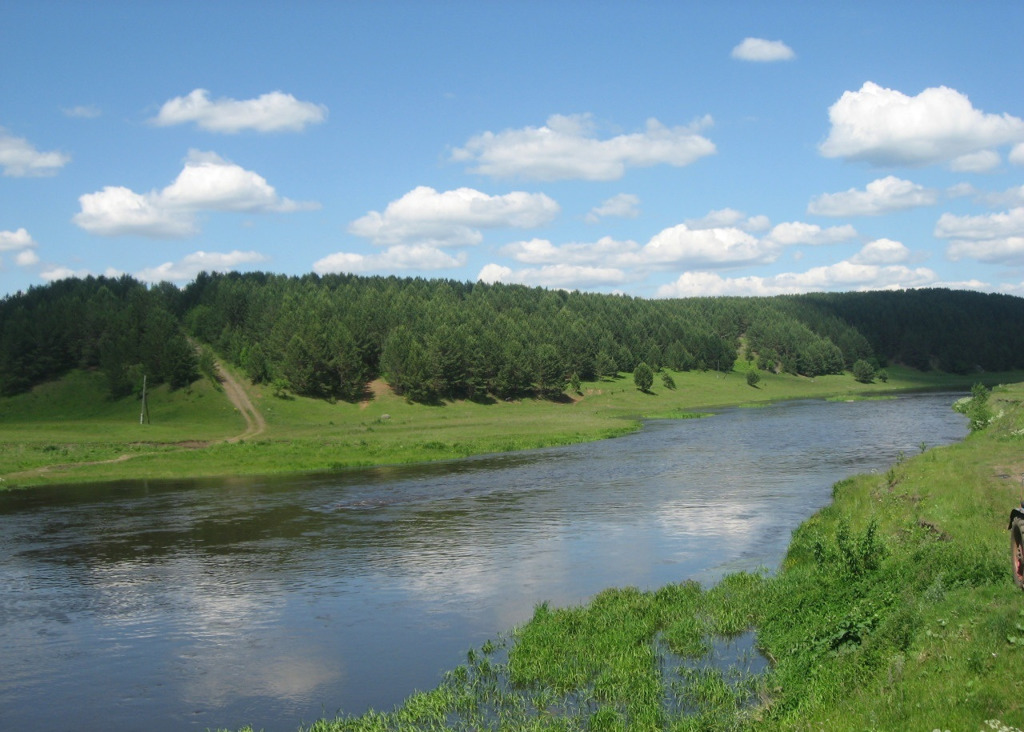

[0,393,967,731]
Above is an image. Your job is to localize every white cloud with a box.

[935,207,1024,241]
[766,221,857,246]
[730,37,795,62]
[936,206,1024,264]
[981,184,1024,208]
[496,219,855,283]
[0,127,70,177]
[74,150,317,237]
[586,193,640,223]
[63,105,101,119]
[40,266,92,282]
[0,228,39,268]
[657,261,936,297]
[685,208,771,232]
[348,186,559,247]
[808,176,940,217]
[134,250,269,283]
[314,244,466,274]
[634,225,773,267]
[40,266,124,282]
[946,236,1024,264]
[0,228,36,251]
[1010,143,1024,166]
[850,238,910,265]
[151,89,327,133]
[451,113,715,181]
[476,262,627,289]
[819,82,1024,167]
[15,249,40,266]
[501,236,639,266]
[950,149,1001,173]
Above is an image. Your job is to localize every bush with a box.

[852,359,875,383]
[746,369,761,387]
[634,362,654,392]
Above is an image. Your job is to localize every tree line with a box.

[2,271,1024,402]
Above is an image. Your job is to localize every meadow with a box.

[0,362,1013,490]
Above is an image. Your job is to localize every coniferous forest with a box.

[2,272,1024,403]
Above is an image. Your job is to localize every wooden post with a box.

[139,374,150,424]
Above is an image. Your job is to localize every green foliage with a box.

[953,382,993,432]
[661,371,676,390]
[745,369,761,387]
[852,358,876,383]
[633,361,654,392]
[7,272,1024,417]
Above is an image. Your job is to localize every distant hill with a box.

[4,272,1023,403]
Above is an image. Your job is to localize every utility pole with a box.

[139,374,150,424]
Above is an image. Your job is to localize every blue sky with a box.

[3,1,1024,299]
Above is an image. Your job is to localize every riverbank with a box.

[226,382,1024,731]
[1,363,1016,490]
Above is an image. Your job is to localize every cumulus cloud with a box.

[950,149,1001,173]
[151,89,327,133]
[74,150,318,237]
[935,207,1024,242]
[40,265,123,283]
[451,113,716,181]
[0,228,39,268]
[1010,143,1024,166]
[348,186,559,247]
[685,208,771,232]
[766,221,858,246]
[981,184,1024,208]
[15,249,40,266]
[808,176,940,217]
[636,225,772,268]
[730,37,795,62]
[476,262,628,289]
[586,193,640,223]
[849,238,910,265]
[657,259,937,298]
[501,236,639,266]
[0,127,70,176]
[134,250,269,283]
[819,82,1024,167]
[494,218,857,288]
[937,207,1024,264]
[0,227,36,252]
[314,244,465,275]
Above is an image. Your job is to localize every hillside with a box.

[3,273,1024,409]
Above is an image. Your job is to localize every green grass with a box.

[2,363,1018,489]
[216,381,1024,731]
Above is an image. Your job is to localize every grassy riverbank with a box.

[1,363,1017,490]
[220,382,1024,731]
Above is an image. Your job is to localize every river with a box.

[0,393,967,731]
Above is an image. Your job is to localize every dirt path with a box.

[4,357,267,483]
[216,360,267,442]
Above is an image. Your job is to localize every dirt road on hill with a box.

[216,360,267,442]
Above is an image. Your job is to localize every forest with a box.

[2,271,1024,403]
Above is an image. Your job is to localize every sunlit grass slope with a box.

[1,362,1019,489]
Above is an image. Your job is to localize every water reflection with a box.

[0,394,967,731]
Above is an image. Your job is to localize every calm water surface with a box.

[0,394,967,731]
